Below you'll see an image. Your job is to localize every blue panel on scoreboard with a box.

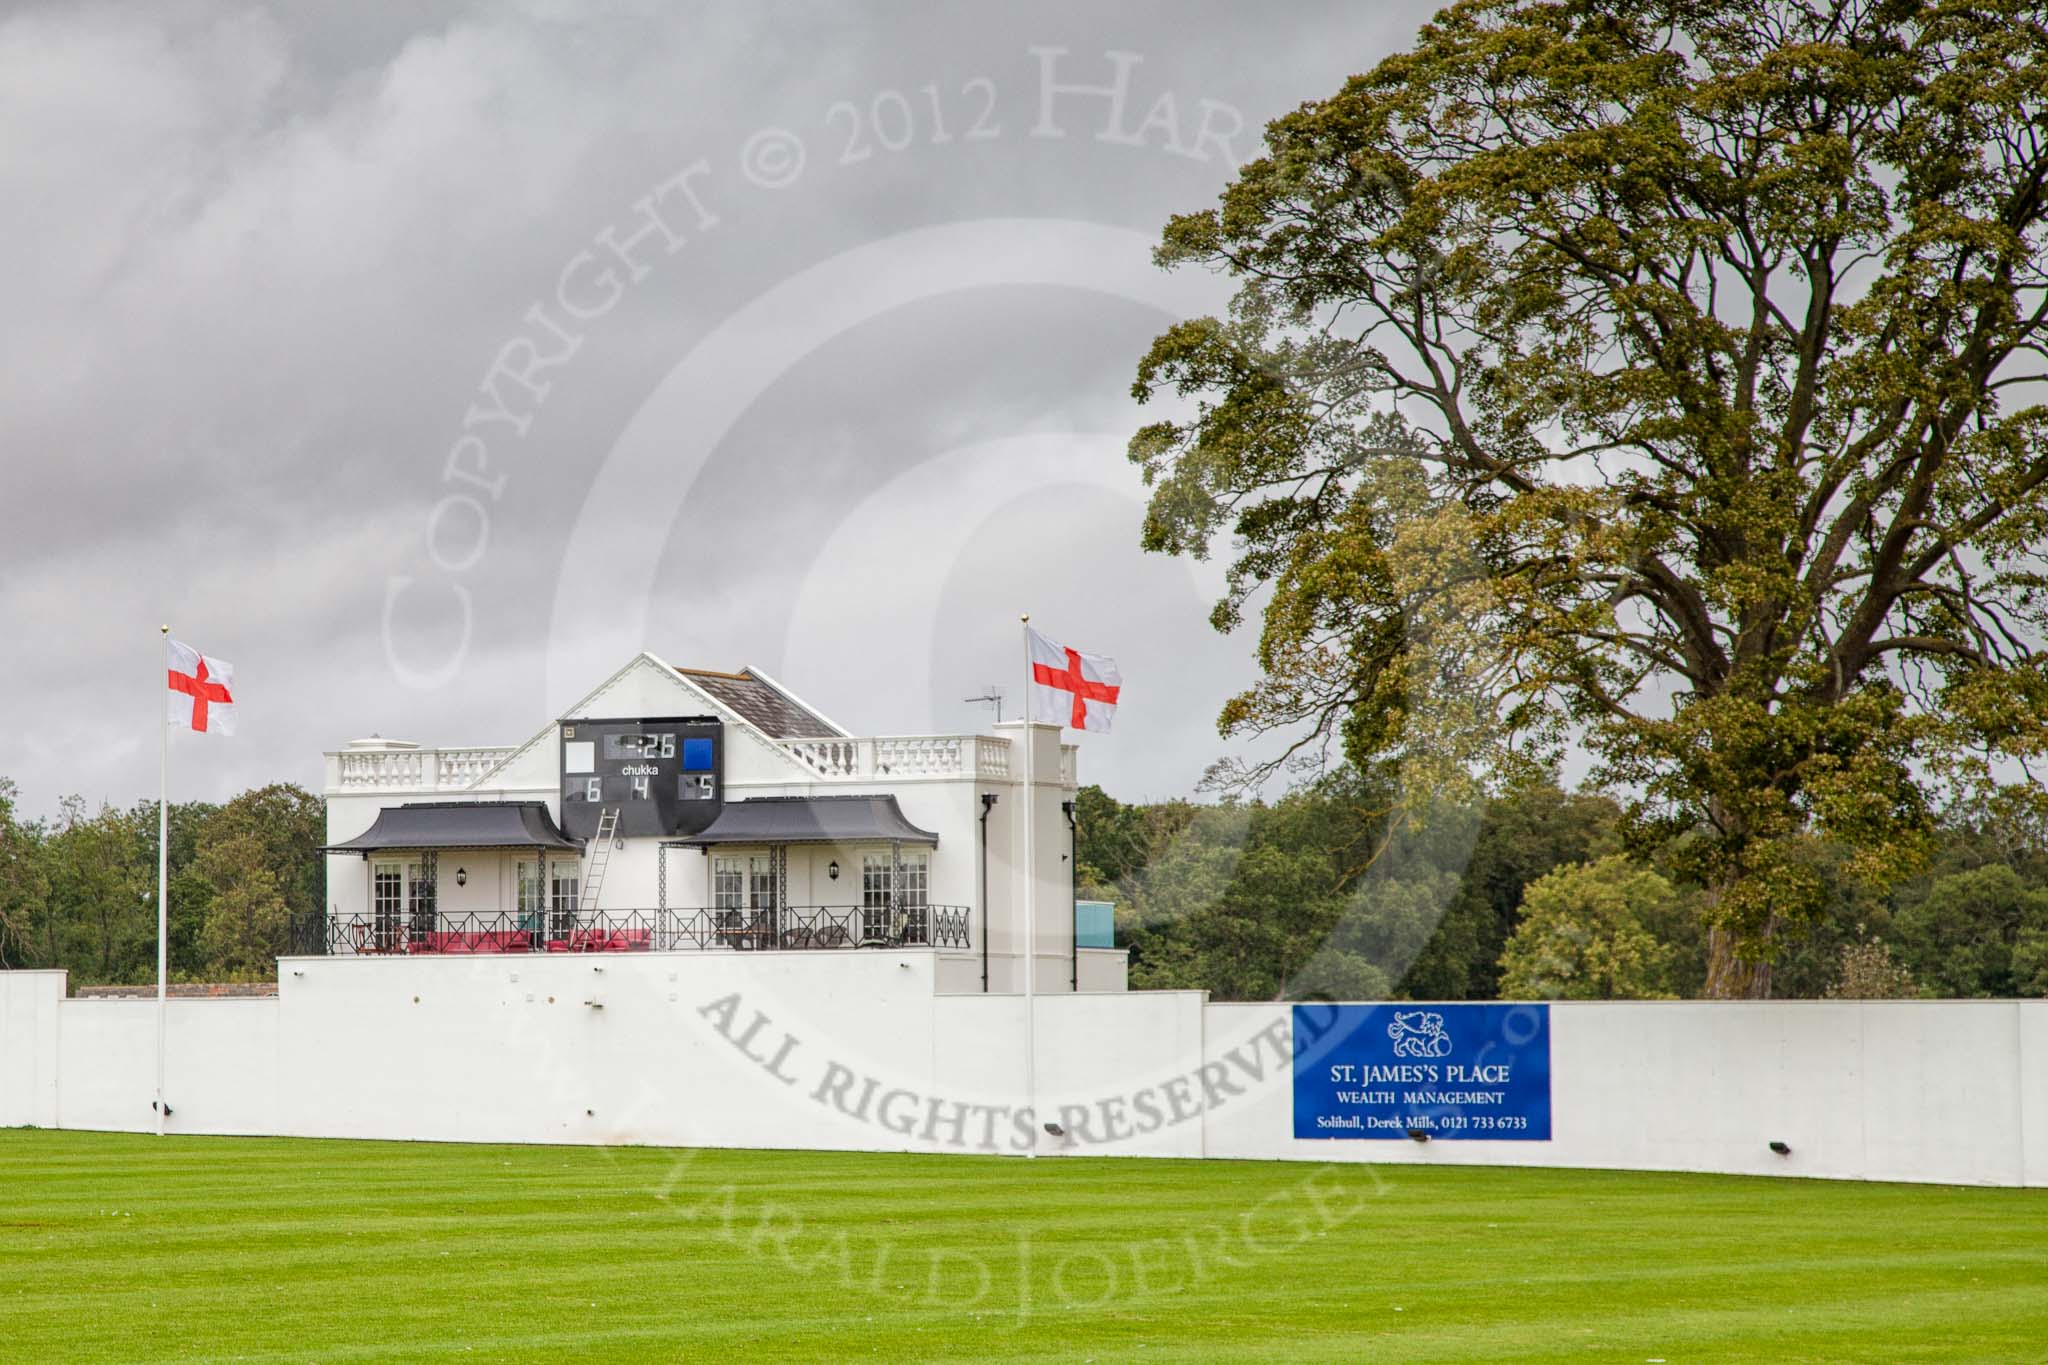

[681,737,714,771]
[1292,1003,1550,1140]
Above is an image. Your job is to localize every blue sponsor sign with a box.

[1292,1003,1550,1140]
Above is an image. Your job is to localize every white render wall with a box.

[0,970,62,1128]
[1201,1000,2048,1187]
[2,965,2041,1187]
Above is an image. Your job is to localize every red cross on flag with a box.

[1027,626,1121,733]
[166,639,236,735]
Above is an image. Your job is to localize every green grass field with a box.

[1,1131,2043,1362]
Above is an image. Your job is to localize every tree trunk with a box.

[1698,800,1775,1000]
[1703,925,1773,999]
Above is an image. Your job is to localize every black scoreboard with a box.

[558,716,723,840]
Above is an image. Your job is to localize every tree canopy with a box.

[1131,0,2048,995]
[1498,854,1687,998]
[1891,862,2048,994]
[1,782,323,985]
[1092,773,1638,1000]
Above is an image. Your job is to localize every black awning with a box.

[321,801,582,855]
[666,795,939,849]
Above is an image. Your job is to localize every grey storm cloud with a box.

[0,0,1426,817]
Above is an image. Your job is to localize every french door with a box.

[372,862,404,951]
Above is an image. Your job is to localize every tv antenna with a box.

[964,685,1005,724]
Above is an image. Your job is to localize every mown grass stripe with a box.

[0,1130,2042,1363]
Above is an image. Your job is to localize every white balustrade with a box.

[332,746,516,792]
[335,733,1036,790]
[875,736,966,774]
[776,734,1016,781]
[433,748,511,787]
[781,738,865,777]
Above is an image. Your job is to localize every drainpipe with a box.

[979,794,997,993]
[1062,800,1077,993]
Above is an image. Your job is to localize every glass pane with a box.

[862,853,891,909]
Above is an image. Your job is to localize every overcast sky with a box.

[0,0,1433,819]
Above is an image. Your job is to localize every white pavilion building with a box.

[320,651,1126,994]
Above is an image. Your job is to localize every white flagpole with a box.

[1019,613,1037,1158]
[156,624,169,1136]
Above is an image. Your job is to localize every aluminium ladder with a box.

[579,805,620,913]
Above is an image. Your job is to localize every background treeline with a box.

[0,778,322,984]
[8,766,2045,1000]
[1078,771,2048,1003]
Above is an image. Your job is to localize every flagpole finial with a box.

[1020,613,1030,624]
[160,624,169,634]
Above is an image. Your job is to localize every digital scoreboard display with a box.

[558,715,723,840]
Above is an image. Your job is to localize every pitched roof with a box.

[676,666,842,738]
[664,795,939,848]
[321,801,582,853]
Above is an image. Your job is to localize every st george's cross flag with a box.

[1026,627,1121,732]
[166,639,236,735]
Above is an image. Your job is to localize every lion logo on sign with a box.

[1387,1010,1452,1059]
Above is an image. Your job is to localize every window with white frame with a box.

[517,861,544,923]
[860,853,890,910]
[550,864,579,938]
[713,856,745,913]
[861,850,929,943]
[712,853,775,937]
[372,861,403,951]
[713,855,747,933]
[406,860,436,943]
[516,859,576,938]
[900,851,928,911]
[901,849,929,942]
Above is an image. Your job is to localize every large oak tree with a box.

[1130,0,2048,994]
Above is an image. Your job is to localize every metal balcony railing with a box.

[323,905,971,956]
